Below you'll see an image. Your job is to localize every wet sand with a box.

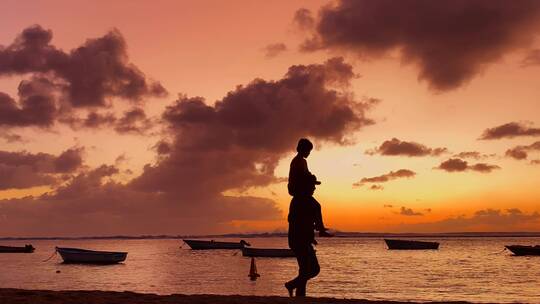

[0,288,472,304]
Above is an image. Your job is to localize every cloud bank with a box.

[354,169,415,187]
[0,25,166,133]
[263,43,287,58]
[435,158,500,173]
[394,208,540,232]
[366,138,447,157]
[0,58,379,236]
[480,122,540,140]
[296,0,540,91]
[0,147,83,190]
[399,207,424,216]
[505,141,540,160]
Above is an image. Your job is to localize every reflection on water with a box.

[0,237,539,303]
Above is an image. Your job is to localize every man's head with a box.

[296,138,313,158]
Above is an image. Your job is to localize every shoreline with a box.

[0,288,473,304]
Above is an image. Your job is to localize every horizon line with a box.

[2,231,540,240]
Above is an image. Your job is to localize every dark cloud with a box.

[136,57,375,194]
[81,112,117,128]
[480,122,540,140]
[505,141,540,160]
[393,208,540,232]
[0,25,166,131]
[0,58,379,236]
[0,147,83,190]
[263,43,287,58]
[293,8,316,31]
[383,204,393,208]
[0,131,24,143]
[0,164,56,190]
[469,163,500,173]
[297,0,540,91]
[531,159,540,165]
[399,207,423,216]
[61,107,155,135]
[154,140,172,156]
[505,147,528,160]
[0,169,280,236]
[0,76,57,127]
[437,158,468,172]
[114,154,128,165]
[521,49,540,67]
[0,25,166,108]
[54,148,84,173]
[369,184,383,191]
[436,158,500,173]
[452,151,494,160]
[114,108,153,134]
[354,169,415,187]
[366,138,447,157]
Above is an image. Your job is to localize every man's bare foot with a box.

[284,282,294,297]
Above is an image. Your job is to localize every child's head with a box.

[296,138,313,158]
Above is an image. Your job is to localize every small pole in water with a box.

[248,257,260,281]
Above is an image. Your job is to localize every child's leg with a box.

[311,197,333,237]
[310,197,325,231]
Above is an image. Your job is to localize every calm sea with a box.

[0,237,539,303]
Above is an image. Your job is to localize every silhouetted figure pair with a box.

[285,138,332,297]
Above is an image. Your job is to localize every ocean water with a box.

[1,237,539,303]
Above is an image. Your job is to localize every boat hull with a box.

[183,239,248,250]
[241,247,295,258]
[0,245,34,253]
[384,239,439,250]
[56,247,127,264]
[506,245,540,256]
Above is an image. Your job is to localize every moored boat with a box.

[384,239,439,250]
[0,244,35,253]
[56,247,127,264]
[183,239,250,250]
[241,247,295,258]
[505,245,540,256]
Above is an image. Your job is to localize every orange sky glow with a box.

[0,0,539,236]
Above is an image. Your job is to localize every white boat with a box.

[56,247,127,264]
[183,239,250,250]
[241,247,295,258]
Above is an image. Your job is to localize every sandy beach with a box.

[0,288,473,304]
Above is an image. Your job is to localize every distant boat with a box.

[183,239,250,250]
[505,245,540,256]
[241,247,295,258]
[384,239,439,250]
[56,247,127,264]
[0,244,35,253]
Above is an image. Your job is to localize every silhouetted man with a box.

[285,138,331,297]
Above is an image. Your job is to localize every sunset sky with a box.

[1,0,540,237]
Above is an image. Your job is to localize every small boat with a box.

[183,239,250,250]
[384,239,439,250]
[505,245,540,256]
[0,244,35,253]
[242,247,295,258]
[56,247,127,264]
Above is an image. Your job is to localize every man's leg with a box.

[286,245,312,297]
[294,248,308,297]
[296,245,320,297]
[306,245,320,280]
